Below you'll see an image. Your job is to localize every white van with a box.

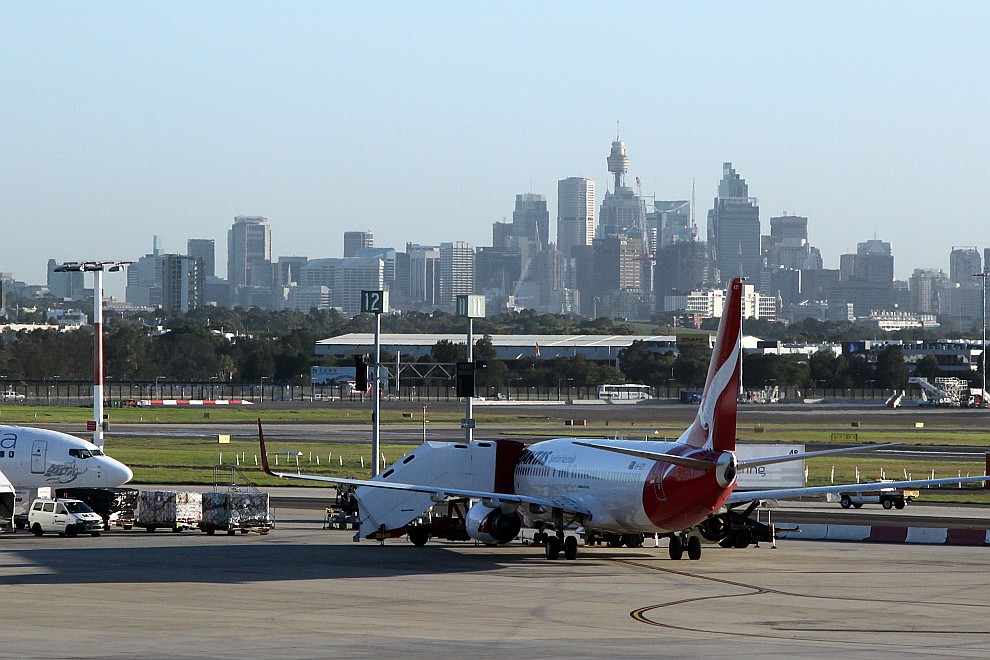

[28,498,105,537]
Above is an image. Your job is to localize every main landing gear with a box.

[540,511,579,561]
[667,533,702,561]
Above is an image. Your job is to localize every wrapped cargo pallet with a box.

[200,492,272,534]
[136,490,203,531]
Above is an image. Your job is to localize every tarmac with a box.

[2,504,989,658]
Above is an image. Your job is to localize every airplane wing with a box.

[737,443,901,467]
[256,421,592,517]
[726,475,989,505]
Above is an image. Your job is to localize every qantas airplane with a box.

[0,425,133,526]
[260,278,988,560]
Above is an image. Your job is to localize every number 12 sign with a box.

[361,290,389,314]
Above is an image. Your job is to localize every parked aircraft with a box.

[260,278,988,560]
[0,426,133,526]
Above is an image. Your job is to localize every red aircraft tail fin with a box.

[681,278,743,452]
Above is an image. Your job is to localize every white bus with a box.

[597,384,652,400]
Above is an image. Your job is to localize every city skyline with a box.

[3,4,990,296]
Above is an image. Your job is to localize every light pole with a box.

[54,260,129,448]
[977,272,989,408]
[260,376,268,403]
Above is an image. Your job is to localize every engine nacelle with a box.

[465,501,521,545]
[715,451,737,488]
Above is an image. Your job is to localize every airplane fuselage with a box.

[0,425,133,490]
[514,438,734,534]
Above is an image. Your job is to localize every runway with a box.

[2,507,988,658]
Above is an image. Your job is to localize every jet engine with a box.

[715,451,737,488]
[465,501,521,545]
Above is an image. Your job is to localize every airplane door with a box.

[651,463,668,503]
[31,440,47,474]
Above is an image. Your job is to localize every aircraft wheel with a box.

[408,527,430,547]
[545,536,561,560]
[605,534,624,548]
[733,529,752,548]
[668,535,683,560]
[32,523,43,537]
[621,534,643,548]
[687,536,702,560]
[563,536,578,560]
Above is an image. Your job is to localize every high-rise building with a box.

[707,163,761,283]
[227,216,271,288]
[301,258,341,289]
[187,239,216,278]
[47,258,85,300]
[557,177,595,258]
[511,194,550,247]
[438,241,474,307]
[763,215,823,271]
[276,256,309,287]
[407,244,441,307]
[949,246,982,284]
[354,247,397,289]
[830,239,895,316]
[334,257,385,317]
[656,240,709,296]
[162,254,203,313]
[653,200,693,249]
[909,268,951,314]
[343,230,373,258]
[125,244,166,307]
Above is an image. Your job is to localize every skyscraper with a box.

[187,239,216,278]
[707,163,761,283]
[343,230,374,257]
[438,241,474,307]
[162,254,203,313]
[512,194,550,247]
[557,177,596,258]
[227,216,271,288]
[407,244,441,307]
[949,246,982,284]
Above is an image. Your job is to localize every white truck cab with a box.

[28,498,104,537]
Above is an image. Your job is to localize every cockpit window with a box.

[63,501,94,514]
[68,448,103,459]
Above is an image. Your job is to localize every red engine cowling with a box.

[465,501,521,545]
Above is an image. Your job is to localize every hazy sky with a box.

[3,2,989,297]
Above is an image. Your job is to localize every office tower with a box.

[47,258,85,301]
[949,246,982,284]
[438,241,474,307]
[654,200,693,248]
[707,163,761,283]
[475,247,522,296]
[335,257,385,317]
[599,140,647,240]
[301,258,341,289]
[909,268,951,314]
[276,256,309,287]
[125,244,166,307]
[343,230,374,257]
[227,216,271,288]
[354,247,397,289]
[162,254,203,313]
[511,193,550,247]
[831,239,895,316]
[763,215,823,271]
[187,239,216,278]
[407,244,441,306]
[557,177,596,258]
[655,240,709,296]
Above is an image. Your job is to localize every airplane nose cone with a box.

[109,460,134,485]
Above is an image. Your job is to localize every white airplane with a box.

[0,425,133,526]
[260,277,989,560]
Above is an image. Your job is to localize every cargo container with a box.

[54,487,138,529]
[136,490,202,532]
[200,492,273,535]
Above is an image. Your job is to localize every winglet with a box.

[258,418,279,478]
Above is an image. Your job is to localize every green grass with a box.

[107,437,416,486]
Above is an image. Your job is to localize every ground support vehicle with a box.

[200,491,273,535]
[324,483,360,530]
[27,498,104,537]
[829,483,917,509]
[136,490,202,532]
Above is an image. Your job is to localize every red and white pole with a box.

[93,268,104,448]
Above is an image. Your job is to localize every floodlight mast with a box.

[54,260,131,447]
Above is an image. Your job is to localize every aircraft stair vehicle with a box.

[258,277,990,562]
[907,376,969,407]
[885,391,904,408]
